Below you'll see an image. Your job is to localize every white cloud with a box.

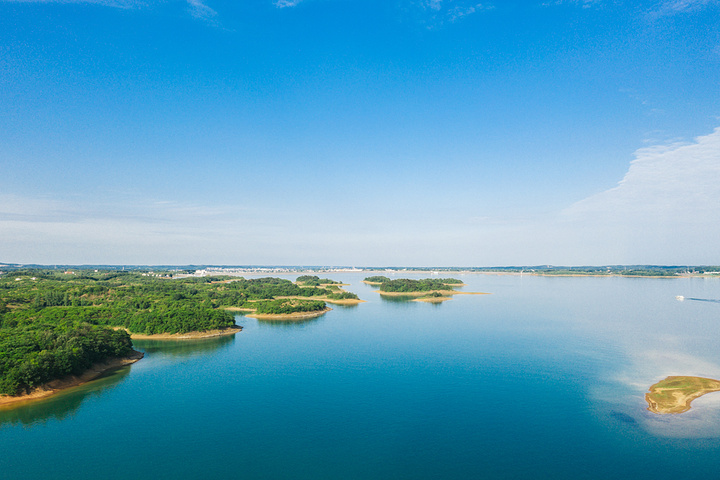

[564,127,720,220]
[557,127,720,263]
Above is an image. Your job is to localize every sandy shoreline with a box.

[0,350,144,408]
[129,326,242,340]
[376,290,490,297]
[247,307,332,320]
[325,298,366,305]
[413,296,452,303]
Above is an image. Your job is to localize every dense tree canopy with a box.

[0,323,133,395]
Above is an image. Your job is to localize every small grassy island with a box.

[413,291,452,303]
[370,278,485,300]
[0,270,361,403]
[645,376,720,414]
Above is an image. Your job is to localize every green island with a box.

[256,276,364,307]
[295,275,342,286]
[645,376,720,414]
[369,277,485,299]
[246,299,331,320]
[0,270,360,404]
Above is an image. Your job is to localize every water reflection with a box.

[378,294,417,303]
[256,316,325,328]
[0,366,131,427]
[133,334,236,359]
[331,303,360,310]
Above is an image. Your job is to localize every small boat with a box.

[676,295,685,301]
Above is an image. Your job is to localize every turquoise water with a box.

[2,273,720,479]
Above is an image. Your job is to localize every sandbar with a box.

[646,376,720,414]
[324,298,365,305]
[247,307,332,320]
[0,350,144,408]
[128,326,242,340]
[413,296,452,303]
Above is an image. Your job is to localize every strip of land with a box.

[646,376,720,414]
[274,295,365,306]
[128,326,242,340]
[0,351,144,408]
[413,296,452,303]
[247,307,332,320]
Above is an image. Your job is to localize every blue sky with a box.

[1,0,719,265]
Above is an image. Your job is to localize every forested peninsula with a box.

[0,270,359,400]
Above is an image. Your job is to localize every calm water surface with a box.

[2,273,720,479]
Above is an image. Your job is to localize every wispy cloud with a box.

[649,0,718,17]
[0,0,144,5]
[0,0,218,22]
[447,2,490,20]
[413,0,493,27]
[275,0,302,7]
[0,194,252,264]
[541,0,604,8]
[186,0,217,19]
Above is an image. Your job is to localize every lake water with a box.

[2,272,720,479]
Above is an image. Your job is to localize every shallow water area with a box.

[1,272,720,479]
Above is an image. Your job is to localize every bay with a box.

[1,272,720,479]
